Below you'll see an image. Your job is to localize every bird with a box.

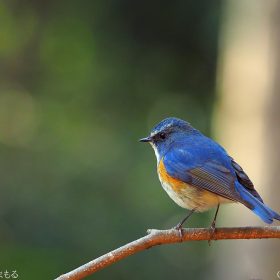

[139,117,280,236]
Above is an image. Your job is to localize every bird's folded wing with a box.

[188,165,241,201]
[164,150,242,202]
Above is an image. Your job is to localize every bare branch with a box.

[55,226,280,280]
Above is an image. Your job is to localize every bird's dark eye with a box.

[159,132,166,140]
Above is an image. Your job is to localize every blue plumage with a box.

[235,181,280,224]
[140,117,280,224]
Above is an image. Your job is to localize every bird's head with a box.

[139,117,197,162]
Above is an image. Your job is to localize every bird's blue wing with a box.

[163,145,243,202]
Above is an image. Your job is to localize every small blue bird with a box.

[140,117,280,233]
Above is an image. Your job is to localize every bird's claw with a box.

[174,223,184,242]
[208,222,216,246]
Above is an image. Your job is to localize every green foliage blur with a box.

[0,1,222,279]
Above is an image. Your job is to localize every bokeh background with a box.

[0,0,279,279]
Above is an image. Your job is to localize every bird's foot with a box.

[172,208,196,242]
[208,221,216,246]
[173,223,184,242]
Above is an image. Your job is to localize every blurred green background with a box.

[1,0,279,279]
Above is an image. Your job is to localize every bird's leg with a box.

[174,208,196,241]
[208,204,220,246]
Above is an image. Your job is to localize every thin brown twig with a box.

[55,226,280,280]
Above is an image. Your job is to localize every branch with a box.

[55,226,280,280]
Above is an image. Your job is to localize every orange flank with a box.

[158,158,186,192]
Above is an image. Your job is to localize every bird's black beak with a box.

[139,136,152,143]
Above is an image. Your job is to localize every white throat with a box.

[150,142,161,164]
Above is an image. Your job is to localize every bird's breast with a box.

[158,158,186,192]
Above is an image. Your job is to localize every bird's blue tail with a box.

[235,182,280,224]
